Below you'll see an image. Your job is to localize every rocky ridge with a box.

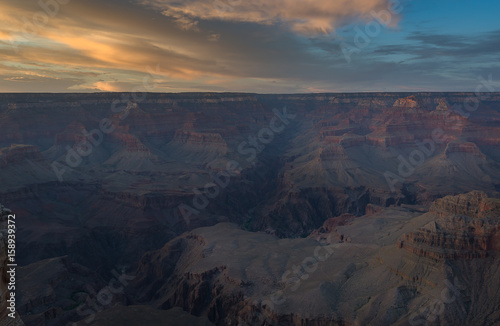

[1,93,500,325]
[398,192,500,260]
[125,193,500,325]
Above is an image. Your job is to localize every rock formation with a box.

[399,192,500,260]
[0,93,499,325]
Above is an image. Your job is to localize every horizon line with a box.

[0,91,498,95]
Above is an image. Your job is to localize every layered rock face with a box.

[1,93,500,236]
[15,256,108,326]
[393,95,419,109]
[172,131,227,148]
[398,192,500,260]
[129,223,372,326]
[0,93,500,325]
[0,145,45,168]
[430,191,500,218]
[127,197,500,326]
[444,142,486,159]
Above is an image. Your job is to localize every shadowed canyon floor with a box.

[1,93,500,325]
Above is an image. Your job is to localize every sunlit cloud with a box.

[143,0,395,35]
[208,33,221,42]
[0,0,498,93]
[161,7,199,31]
[91,81,122,92]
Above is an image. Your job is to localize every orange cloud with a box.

[144,0,398,35]
[0,0,222,82]
[0,0,407,93]
[92,81,122,92]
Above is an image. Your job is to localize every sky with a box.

[0,0,499,93]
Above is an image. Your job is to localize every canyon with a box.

[0,92,499,325]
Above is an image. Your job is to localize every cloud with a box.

[0,0,227,82]
[142,0,396,35]
[91,81,122,92]
[4,76,34,82]
[0,0,498,93]
[161,7,199,31]
[208,33,221,42]
[373,30,500,61]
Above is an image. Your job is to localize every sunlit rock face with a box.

[399,192,500,260]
